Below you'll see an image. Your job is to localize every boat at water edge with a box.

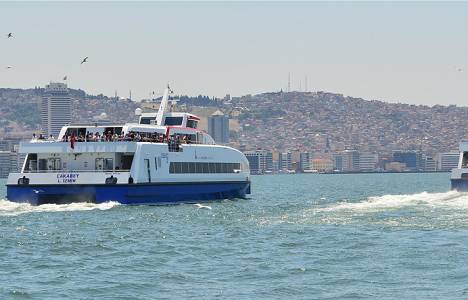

[6,85,251,205]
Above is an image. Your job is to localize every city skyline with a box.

[1,2,468,105]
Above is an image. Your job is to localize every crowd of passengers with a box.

[59,131,195,144]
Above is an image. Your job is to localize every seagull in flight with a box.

[194,203,212,210]
[6,66,13,69]
[81,56,88,64]
[7,33,12,38]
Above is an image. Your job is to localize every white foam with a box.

[0,199,120,216]
[318,191,468,212]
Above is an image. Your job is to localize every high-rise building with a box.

[244,150,273,174]
[279,152,292,171]
[392,151,422,171]
[333,154,344,171]
[423,156,437,172]
[438,151,459,171]
[342,150,360,171]
[245,152,262,175]
[299,152,312,171]
[41,82,71,138]
[359,152,378,172]
[208,110,229,144]
[0,151,11,178]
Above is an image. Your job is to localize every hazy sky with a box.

[1,2,467,105]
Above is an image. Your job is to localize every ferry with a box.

[6,86,251,205]
[451,141,468,191]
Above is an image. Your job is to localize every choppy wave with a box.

[318,191,468,212]
[0,199,119,216]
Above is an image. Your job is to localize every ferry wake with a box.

[6,85,251,205]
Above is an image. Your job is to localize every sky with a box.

[0,2,467,105]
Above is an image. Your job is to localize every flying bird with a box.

[194,203,212,210]
[6,66,12,69]
[7,33,12,38]
[80,56,88,64]
[63,75,67,80]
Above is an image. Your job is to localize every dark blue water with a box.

[2,173,467,299]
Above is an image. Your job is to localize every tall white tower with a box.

[41,82,71,137]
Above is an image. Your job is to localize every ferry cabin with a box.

[451,141,468,191]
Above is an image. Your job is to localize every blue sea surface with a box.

[1,173,468,299]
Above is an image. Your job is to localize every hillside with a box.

[0,87,467,154]
[230,91,468,154]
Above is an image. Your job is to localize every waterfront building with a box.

[311,158,333,172]
[438,151,459,171]
[423,156,437,172]
[41,82,71,138]
[333,154,344,171]
[279,152,292,171]
[299,152,312,172]
[0,151,11,178]
[245,152,262,175]
[359,152,378,172]
[392,151,422,171]
[385,162,407,172]
[208,110,229,144]
[342,150,360,171]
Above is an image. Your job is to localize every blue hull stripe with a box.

[7,181,251,205]
[451,179,468,192]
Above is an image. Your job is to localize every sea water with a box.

[1,173,467,299]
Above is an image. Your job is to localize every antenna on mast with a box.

[287,72,291,93]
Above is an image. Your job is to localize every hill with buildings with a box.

[1,86,467,175]
[0,87,139,139]
[229,91,468,155]
[1,87,468,155]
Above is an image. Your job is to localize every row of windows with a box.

[169,162,240,174]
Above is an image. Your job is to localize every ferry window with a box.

[120,154,134,170]
[38,159,47,171]
[48,158,61,171]
[186,120,198,129]
[182,162,189,173]
[209,163,216,173]
[169,162,241,174]
[24,153,38,172]
[164,117,183,126]
[188,162,196,173]
[95,158,104,171]
[104,159,113,171]
[140,117,155,125]
[463,152,468,167]
[104,127,122,135]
